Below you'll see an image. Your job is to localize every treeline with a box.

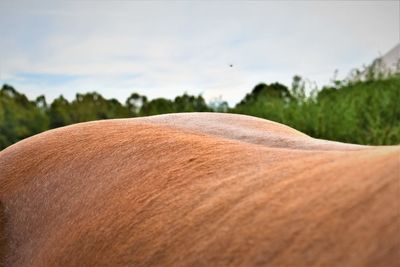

[0,74,399,150]
[0,87,216,149]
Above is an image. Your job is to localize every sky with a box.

[0,0,399,105]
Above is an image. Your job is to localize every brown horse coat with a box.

[0,113,399,266]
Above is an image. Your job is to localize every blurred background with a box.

[0,0,399,149]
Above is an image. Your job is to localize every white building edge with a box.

[348,43,400,81]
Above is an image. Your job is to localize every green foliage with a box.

[0,85,49,148]
[48,95,72,128]
[0,73,399,150]
[173,93,210,113]
[233,75,400,145]
[237,82,292,107]
[69,92,131,122]
[141,98,175,115]
[126,93,147,115]
[0,87,212,150]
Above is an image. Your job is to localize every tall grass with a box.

[233,76,400,145]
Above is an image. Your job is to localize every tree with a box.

[174,93,210,112]
[126,93,147,115]
[141,98,175,115]
[0,85,49,149]
[237,82,291,106]
[49,95,72,128]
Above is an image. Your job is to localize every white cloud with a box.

[0,1,398,105]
